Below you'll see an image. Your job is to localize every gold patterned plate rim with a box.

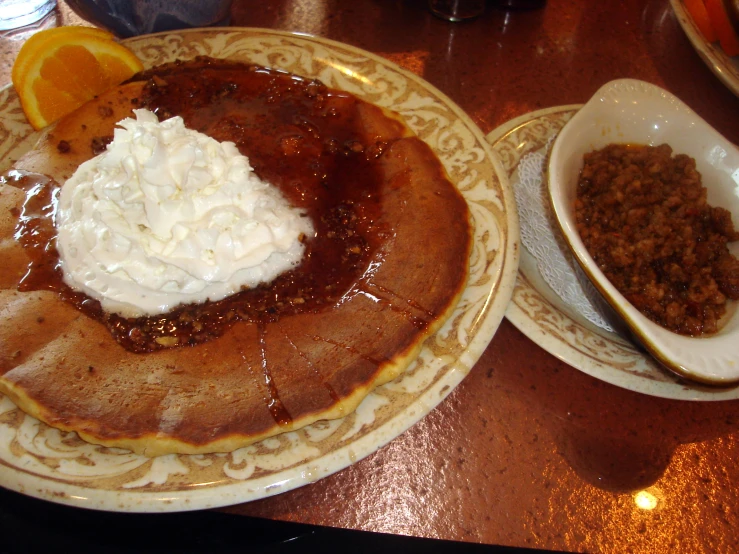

[0,28,518,511]
[488,105,739,401]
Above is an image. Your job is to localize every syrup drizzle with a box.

[357,286,429,331]
[275,322,341,404]
[4,170,62,292]
[307,334,387,367]
[257,323,292,426]
[368,282,436,319]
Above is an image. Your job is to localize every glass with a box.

[0,0,56,30]
[428,0,485,22]
[493,0,546,9]
[65,0,233,38]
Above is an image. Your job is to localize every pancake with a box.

[0,58,471,456]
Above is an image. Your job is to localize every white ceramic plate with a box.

[670,0,739,98]
[0,28,518,512]
[489,105,739,400]
[548,79,739,385]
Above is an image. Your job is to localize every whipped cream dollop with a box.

[56,109,313,317]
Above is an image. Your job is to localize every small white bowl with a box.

[548,79,739,386]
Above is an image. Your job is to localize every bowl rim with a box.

[547,78,739,386]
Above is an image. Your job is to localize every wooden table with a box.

[2,1,739,552]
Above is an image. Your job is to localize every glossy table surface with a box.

[2,1,739,552]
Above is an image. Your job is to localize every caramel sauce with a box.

[10,171,61,291]
[5,59,412,354]
[257,323,292,427]
[275,322,342,404]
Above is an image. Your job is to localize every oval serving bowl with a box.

[548,78,739,386]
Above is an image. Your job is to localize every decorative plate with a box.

[488,105,739,401]
[670,0,739,98]
[0,28,518,511]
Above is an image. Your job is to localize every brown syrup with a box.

[308,334,388,368]
[274,322,341,404]
[10,171,61,291]
[359,284,432,330]
[369,282,437,319]
[257,323,292,426]
[5,59,401,354]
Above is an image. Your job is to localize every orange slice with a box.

[11,26,114,91]
[12,27,144,130]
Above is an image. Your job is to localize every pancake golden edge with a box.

[0,74,471,457]
[0,297,460,456]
